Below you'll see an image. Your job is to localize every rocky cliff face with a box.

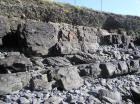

[0,0,140,104]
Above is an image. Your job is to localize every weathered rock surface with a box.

[98,89,122,104]
[0,72,31,95]
[0,53,32,73]
[1,0,140,34]
[67,52,97,65]
[78,63,101,77]
[0,1,140,104]
[56,66,83,90]
[100,62,116,77]
[43,56,72,67]
[30,74,54,91]
[18,20,57,56]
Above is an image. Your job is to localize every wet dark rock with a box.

[54,41,81,55]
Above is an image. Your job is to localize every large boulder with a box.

[0,52,32,74]
[129,59,139,72]
[100,62,116,77]
[0,72,31,95]
[19,20,57,56]
[56,66,83,90]
[30,74,53,91]
[77,63,101,77]
[118,61,128,74]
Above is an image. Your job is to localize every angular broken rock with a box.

[118,61,128,74]
[56,66,83,90]
[54,41,81,55]
[67,52,96,65]
[77,63,101,77]
[129,59,139,72]
[43,56,72,67]
[0,72,31,95]
[100,62,116,77]
[30,74,53,91]
[19,20,57,56]
[0,53,32,73]
[98,89,122,104]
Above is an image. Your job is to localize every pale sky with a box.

[57,0,140,16]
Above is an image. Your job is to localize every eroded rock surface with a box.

[0,1,140,103]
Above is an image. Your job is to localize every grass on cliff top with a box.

[21,0,91,11]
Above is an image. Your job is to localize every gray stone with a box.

[68,52,96,65]
[0,72,31,95]
[43,57,72,67]
[44,96,63,104]
[19,97,30,104]
[0,100,5,104]
[19,20,57,56]
[130,59,139,72]
[56,66,83,90]
[54,41,81,55]
[98,89,122,104]
[100,62,116,77]
[118,61,128,74]
[30,74,53,91]
[78,63,101,77]
[0,54,32,73]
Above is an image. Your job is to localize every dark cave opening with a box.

[2,32,20,49]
